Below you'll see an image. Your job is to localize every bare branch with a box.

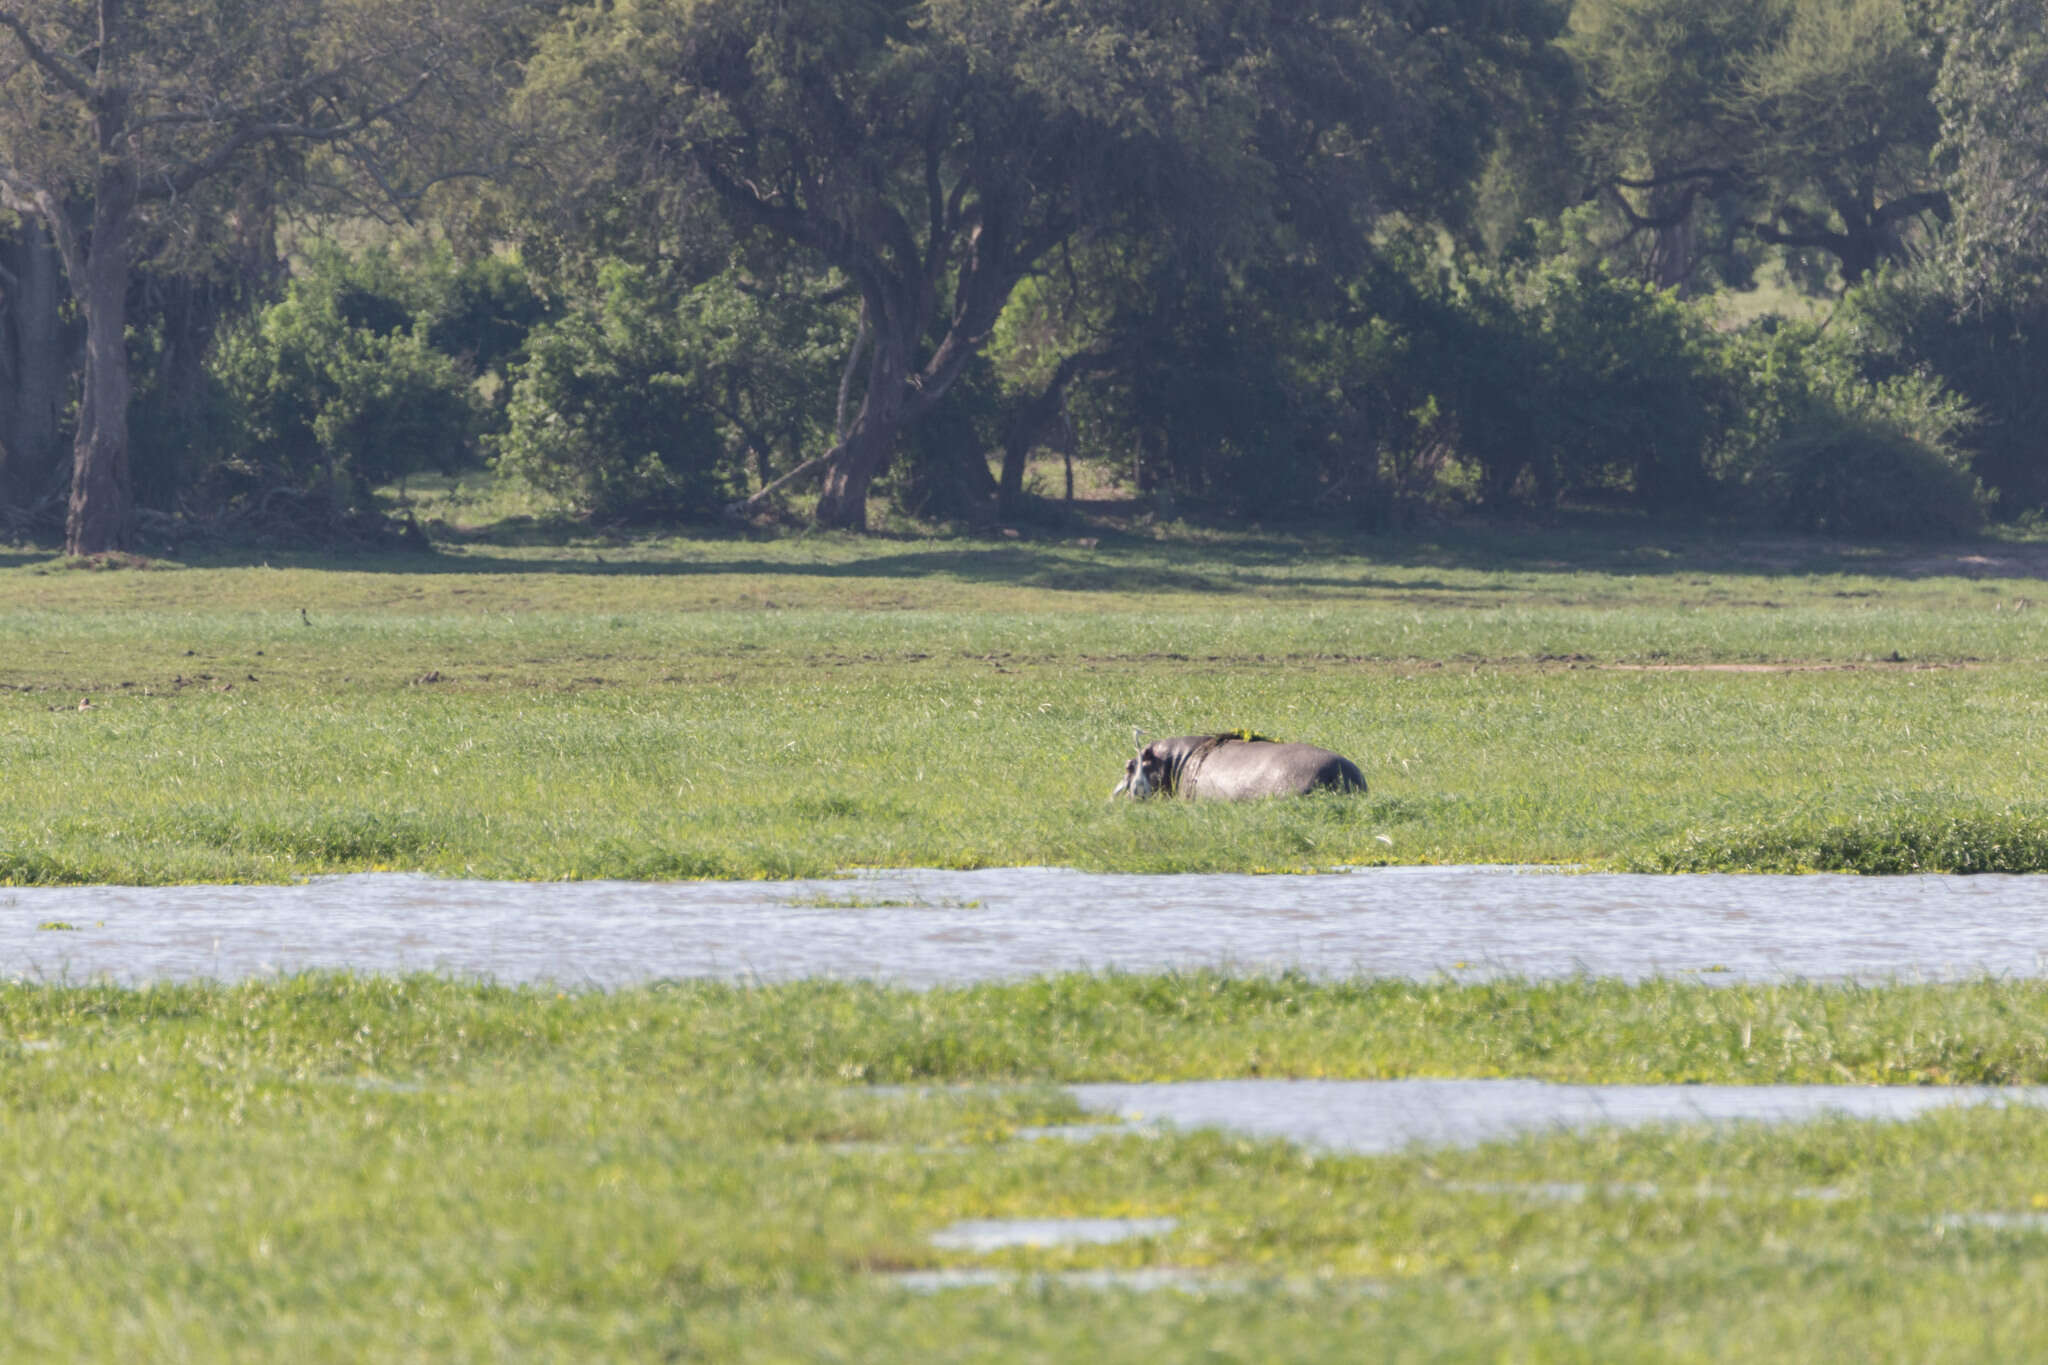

[1610,166,1737,193]
[1747,203,1848,253]
[0,10,93,103]
[123,35,432,135]
[1871,189,1951,227]
[1009,211,1078,278]
[0,159,45,212]
[1603,181,1705,233]
[1748,219,1848,253]
[694,147,890,304]
[724,447,839,518]
[18,183,84,289]
[922,116,946,285]
[139,66,439,203]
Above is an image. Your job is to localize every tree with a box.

[0,0,512,555]
[1568,0,1947,291]
[1566,0,1772,290]
[493,260,848,520]
[520,0,1539,531]
[1934,0,2048,307]
[1731,0,1948,284]
[0,220,73,514]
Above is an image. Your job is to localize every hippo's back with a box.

[1184,741,1366,800]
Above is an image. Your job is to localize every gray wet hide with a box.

[1112,734,1366,800]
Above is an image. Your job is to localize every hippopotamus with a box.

[1111,732,1366,800]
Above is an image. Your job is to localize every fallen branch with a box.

[723,447,840,521]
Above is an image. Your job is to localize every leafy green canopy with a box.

[1564,0,1946,290]
[1935,0,2048,306]
[515,0,1551,528]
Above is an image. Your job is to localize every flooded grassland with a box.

[5,529,2048,882]
[9,973,2048,1359]
[8,530,2048,1357]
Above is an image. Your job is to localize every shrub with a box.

[1834,265,2048,516]
[1748,406,1987,536]
[492,263,731,521]
[1356,253,1739,514]
[211,298,481,495]
[1514,261,1738,512]
[1718,319,1987,537]
[200,246,490,522]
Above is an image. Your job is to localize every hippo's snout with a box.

[1111,757,1153,799]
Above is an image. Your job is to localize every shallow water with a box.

[1441,1179,1845,1202]
[3,865,2047,986]
[1940,1211,2048,1232]
[1064,1078,2048,1154]
[929,1217,1178,1252]
[888,1267,1278,1295]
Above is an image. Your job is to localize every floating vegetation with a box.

[1646,810,2048,874]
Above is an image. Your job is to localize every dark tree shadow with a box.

[0,546,68,570]
[141,505,2048,589]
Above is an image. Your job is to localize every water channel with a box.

[4,864,2045,987]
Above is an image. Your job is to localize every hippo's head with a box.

[1110,743,1171,799]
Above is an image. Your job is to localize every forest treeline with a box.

[3,0,2047,553]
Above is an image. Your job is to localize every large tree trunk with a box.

[1646,183,1698,294]
[998,351,1113,519]
[813,335,911,532]
[0,222,71,508]
[1833,195,1883,286]
[66,199,133,556]
[812,416,896,532]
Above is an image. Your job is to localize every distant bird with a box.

[300,607,311,626]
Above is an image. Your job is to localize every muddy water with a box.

[2,865,2046,986]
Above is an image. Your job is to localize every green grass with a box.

[6,523,2048,880]
[7,973,2048,1360]
[10,522,2048,1359]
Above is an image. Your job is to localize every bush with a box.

[1718,320,1986,537]
[493,263,731,521]
[1341,252,1739,515]
[1513,260,1737,511]
[1748,407,1987,536]
[202,246,489,519]
[1834,265,2048,516]
[211,299,480,495]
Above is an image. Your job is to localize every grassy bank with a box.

[6,973,2048,1360]
[6,524,2048,880]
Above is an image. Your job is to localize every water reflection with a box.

[2,865,2046,987]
